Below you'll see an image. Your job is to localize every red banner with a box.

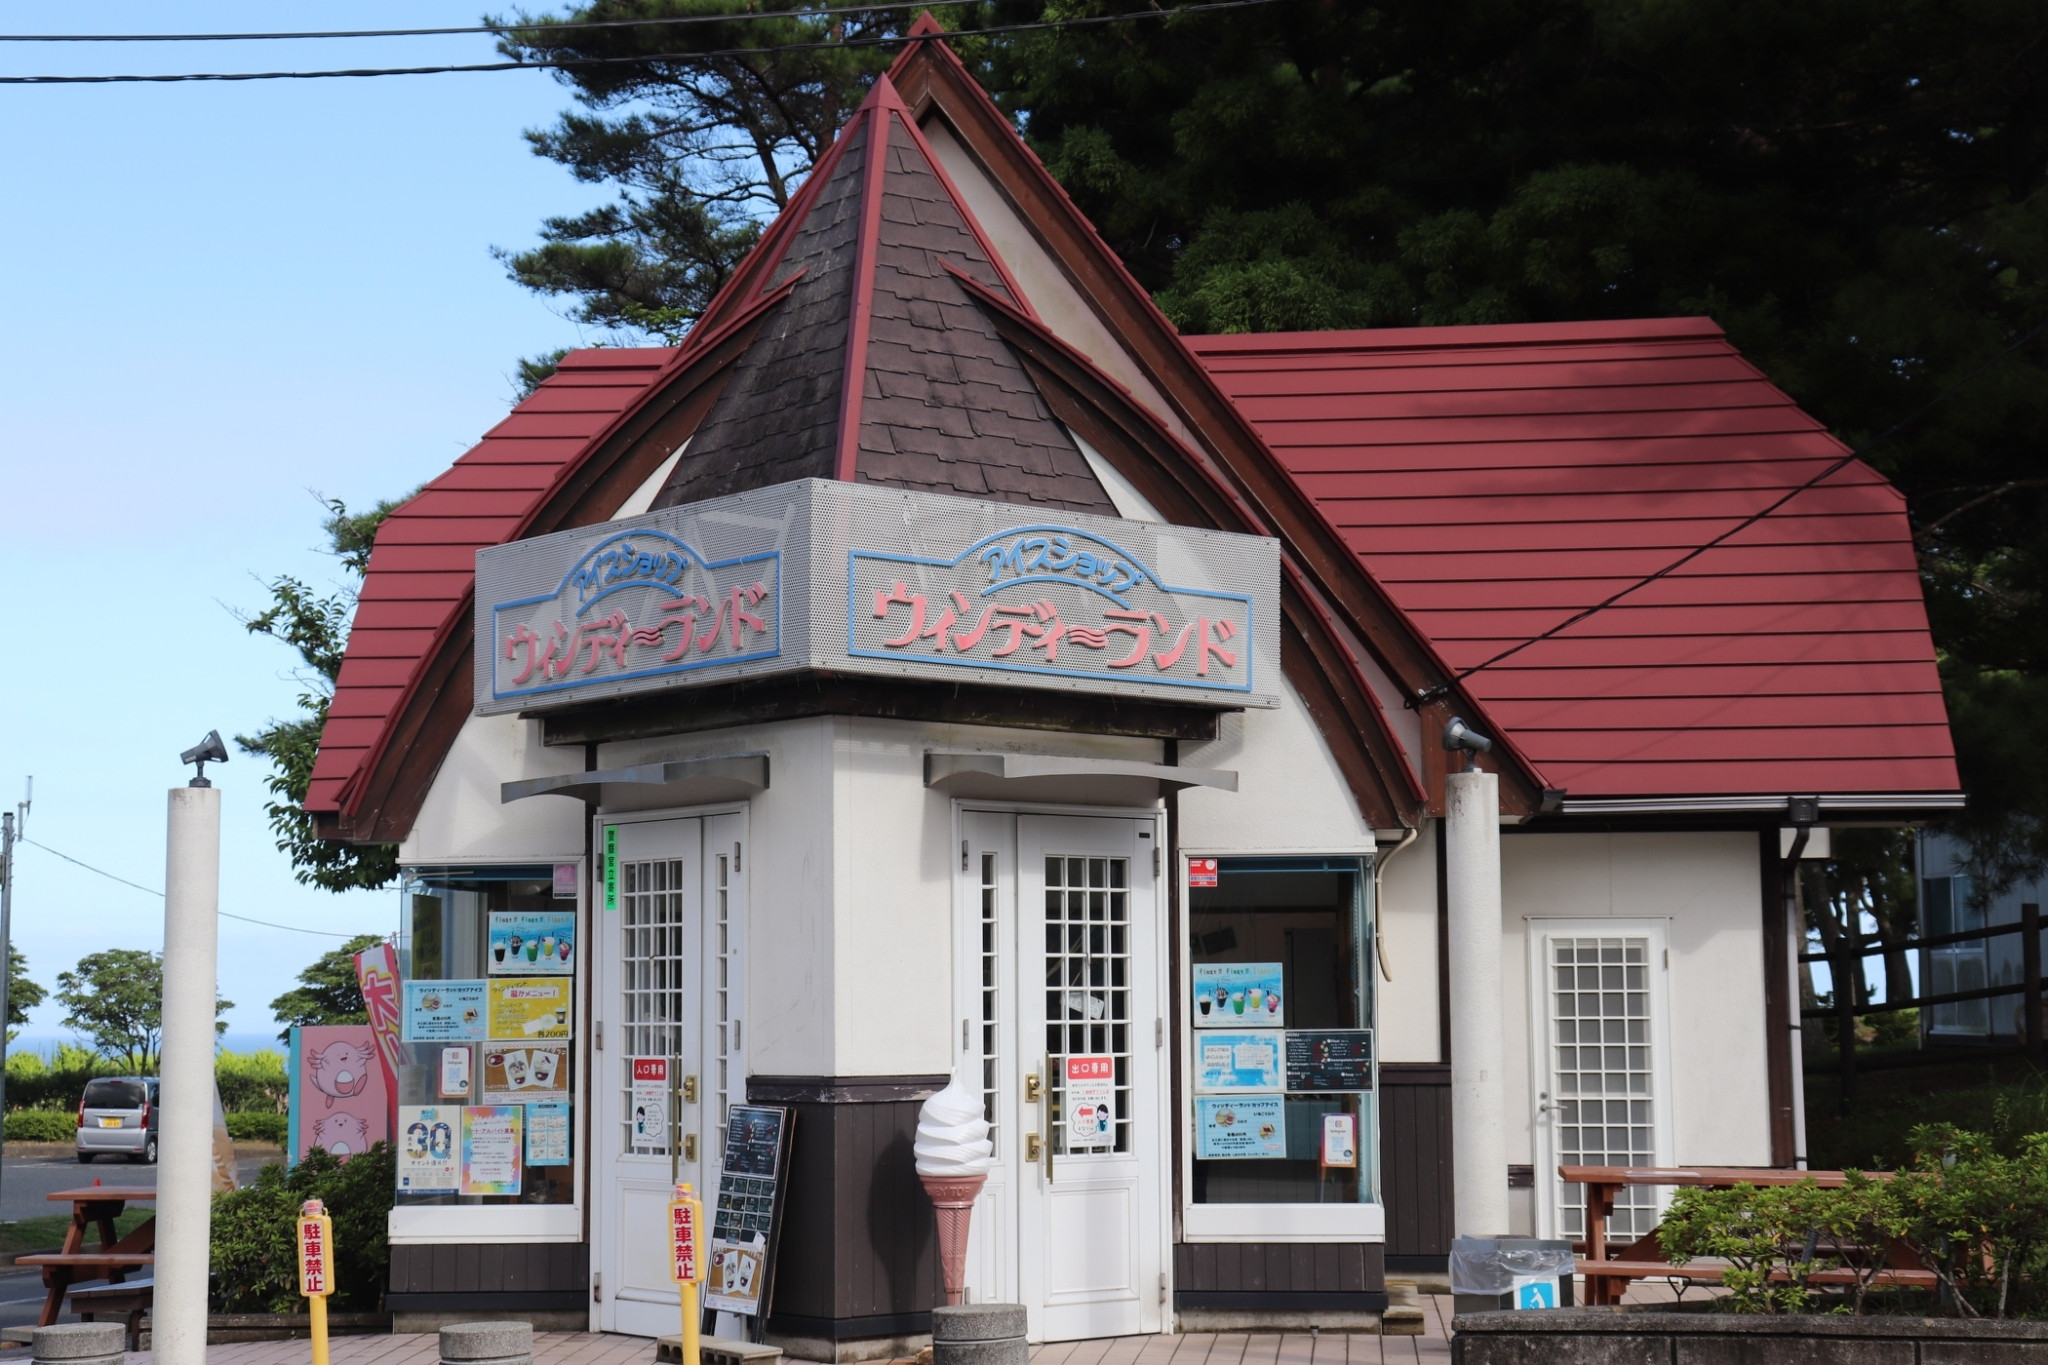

[353,942,404,1136]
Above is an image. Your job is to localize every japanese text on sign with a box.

[670,1193,702,1284]
[297,1212,332,1297]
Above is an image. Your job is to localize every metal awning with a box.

[502,753,769,804]
[923,751,1237,795]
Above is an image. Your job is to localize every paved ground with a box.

[2,1143,283,1222]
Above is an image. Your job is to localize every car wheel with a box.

[77,1152,94,1164]
[134,1137,158,1165]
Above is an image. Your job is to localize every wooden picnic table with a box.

[1561,1165,1913,1306]
[18,1186,157,1328]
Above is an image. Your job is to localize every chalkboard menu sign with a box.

[1284,1030,1374,1092]
[705,1105,794,1337]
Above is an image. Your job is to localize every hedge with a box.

[4,1109,77,1142]
[211,1143,393,1312]
[225,1112,288,1144]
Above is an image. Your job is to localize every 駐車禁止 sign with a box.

[474,480,1279,715]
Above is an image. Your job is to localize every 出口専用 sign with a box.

[475,479,1279,715]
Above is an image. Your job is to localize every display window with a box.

[1185,855,1377,1215]
[397,866,580,1207]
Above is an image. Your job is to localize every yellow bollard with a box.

[669,1182,704,1365]
[297,1198,335,1365]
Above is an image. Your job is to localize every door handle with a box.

[682,1075,699,1104]
[1026,1134,1043,1163]
[683,1134,698,1163]
[1024,1073,1043,1104]
[1040,1055,1054,1184]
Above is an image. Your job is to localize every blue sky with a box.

[0,4,614,1044]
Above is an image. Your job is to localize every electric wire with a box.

[21,837,370,938]
[0,0,1297,83]
[1413,314,2048,704]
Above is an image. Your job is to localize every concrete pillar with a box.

[932,1304,1027,1365]
[440,1321,534,1365]
[32,1323,126,1365]
[155,785,221,1365]
[1445,768,1508,1238]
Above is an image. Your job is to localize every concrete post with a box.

[1445,767,1508,1238]
[440,1321,533,1365]
[155,785,221,1365]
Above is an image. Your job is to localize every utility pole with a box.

[0,777,28,1220]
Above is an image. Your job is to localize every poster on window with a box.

[1065,1055,1116,1146]
[1192,962,1284,1027]
[1195,1095,1286,1159]
[488,978,572,1039]
[631,1057,670,1146]
[526,1100,571,1166]
[461,1105,524,1195]
[1193,1031,1284,1092]
[1285,1029,1374,1092]
[398,1105,459,1193]
[488,911,576,976]
[402,981,487,1041]
[482,1043,570,1104]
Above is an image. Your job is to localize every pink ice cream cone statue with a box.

[916,1071,994,1306]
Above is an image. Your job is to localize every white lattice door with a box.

[596,814,747,1336]
[1528,920,1674,1248]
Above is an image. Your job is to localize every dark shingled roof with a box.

[653,76,1111,515]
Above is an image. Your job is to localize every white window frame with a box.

[387,853,588,1245]
[1525,916,1677,1246]
[1178,846,1385,1244]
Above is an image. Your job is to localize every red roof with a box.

[305,348,674,815]
[1187,318,1958,799]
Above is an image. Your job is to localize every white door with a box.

[596,813,748,1336]
[956,812,1167,1342]
[1528,920,1673,1249]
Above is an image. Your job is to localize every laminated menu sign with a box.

[631,1057,669,1146]
[526,1100,571,1166]
[482,1043,570,1103]
[488,978,571,1039]
[488,911,576,976]
[398,1105,459,1193]
[1194,1032,1283,1093]
[403,981,486,1042]
[1195,1095,1286,1158]
[1192,962,1284,1027]
[1284,1030,1374,1092]
[462,1105,524,1195]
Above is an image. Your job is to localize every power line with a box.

[20,838,370,939]
[0,1,979,42]
[0,0,1297,83]
[1414,314,2048,703]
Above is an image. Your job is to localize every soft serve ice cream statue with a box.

[916,1070,994,1305]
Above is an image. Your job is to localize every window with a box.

[1924,876,1988,1036]
[397,866,578,1207]
[1187,856,1376,1209]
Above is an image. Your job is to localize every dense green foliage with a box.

[54,949,230,1073]
[267,934,385,1044]
[3,1108,76,1142]
[1664,1125,2048,1317]
[498,0,2047,884]
[211,1143,394,1312]
[237,496,408,892]
[225,1111,289,1144]
[7,945,45,1030]
[5,1044,287,1117]
[216,1047,290,1115]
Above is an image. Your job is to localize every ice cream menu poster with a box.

[488,978,572,1040]
[1192,962,1285,1027]
[1193,1032,1283,1092]
[1196,1095,1286,1158]
[487,911,575,976]
[482,1043,570,1103]
[403,981,487,1042]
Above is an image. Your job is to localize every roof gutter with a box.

[1555,793,1965,817]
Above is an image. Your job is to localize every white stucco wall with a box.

[397,711,586,863]
[1501,831,1770,1168]
[1378,822,1441,1063]
[1178,680,1377,855]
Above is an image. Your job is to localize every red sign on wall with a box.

[1188,857,1219,889]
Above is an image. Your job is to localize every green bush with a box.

[216,1049,289,1114]
[3,1109,77,1142]
[210,1142,394,1313]
[225,1112,288,1144]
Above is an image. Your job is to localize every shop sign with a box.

[476,480,1279,716]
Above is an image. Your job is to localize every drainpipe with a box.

[1444,719,1508,1237]
[1784,796,1819,1169]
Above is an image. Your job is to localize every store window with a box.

[397,866,579,1206]
[1187,856,1376,1207]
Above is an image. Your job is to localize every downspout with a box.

[1372,826,1420,982]
[1784,817,1813,1170]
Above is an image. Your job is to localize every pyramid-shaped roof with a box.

[651,77,1114,514]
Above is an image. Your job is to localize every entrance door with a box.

[1528,920,1672,1247]
[957,811,1166,1342]
[596,813,747,1336]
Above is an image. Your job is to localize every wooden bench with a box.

[67,1275,154,1351]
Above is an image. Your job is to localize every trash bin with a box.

[1450,1236,1576,1315]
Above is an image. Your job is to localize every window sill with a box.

[1181,1201,1384,1243]
[388,1203,582,1244]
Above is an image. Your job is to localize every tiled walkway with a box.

[113,1304,1459,1365]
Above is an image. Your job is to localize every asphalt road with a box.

[2,1142,283,1222]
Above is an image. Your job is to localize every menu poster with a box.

[707,1233,768,1315]
[398,1105,459,1193]
[1193,1032,1283,1093]
[709,1106,793,1318]
[488,978,572,1040]
[1192,962,1285,1028]
[1195,1095,1286,1159]
[438,1045,473,1099]
[403,981,487,1042]
[488,911,576,976]
[526,1100,571,1166]
[462,1105,524,1195]
[1284,1030,1374,1093]
[482,1043,570,1104]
